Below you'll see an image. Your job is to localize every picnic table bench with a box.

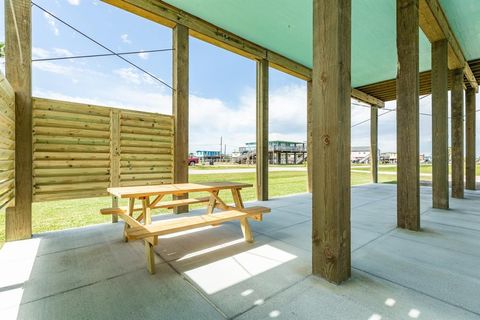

[101,182,270,273]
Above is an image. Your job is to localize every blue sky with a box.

[1,0,478,156]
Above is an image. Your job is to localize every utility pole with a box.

[220,136,223,162]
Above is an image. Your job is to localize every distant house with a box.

[381,152,397,164]
[195,150,221,162]
[351,146,371,163]
[240,140,306,153]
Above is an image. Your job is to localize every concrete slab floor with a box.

[1,184,480,319]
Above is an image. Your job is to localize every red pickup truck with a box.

[188,155,199,166]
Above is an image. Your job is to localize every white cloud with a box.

[68,0,81,5]
[120,34,131,44]
[43,12,59,36]
[113,67,162,86]
[53,48,73,57]
[138,51,149,60]
[33,61,74,75]
[32,47,50,60]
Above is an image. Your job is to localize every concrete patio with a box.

[1,183,480,320]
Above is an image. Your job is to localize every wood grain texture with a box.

[465,88,477,190]
[31,98,173,202]
[172,24,189,213]
[307,81,313,193]
[396,0,420,231]
[370,107,378,183]
[5,0,32,240]
[256,59,268,201]
[312,0,351,284]
[0,74,15,211]
[431,39,449,209]
[451,68,464,198]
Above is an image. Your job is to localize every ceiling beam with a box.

[419,0,478,92]
[102,0,384,107]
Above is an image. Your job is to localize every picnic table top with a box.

[107,182,253,198]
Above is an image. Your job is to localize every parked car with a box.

[188,155,199,166]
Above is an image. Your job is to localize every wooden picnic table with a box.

[103,181,270,274]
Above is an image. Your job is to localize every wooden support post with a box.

[466,87,477,190]
[396,0,420,231]
[370,106,378,183]
[307,81,313,192]
[173,24,189,213]
[256,59,269,201]
[110,109,121,222]
[5,0,32,240]
[451,68,464,199]
[312,0,351,284]
[431,39,449,209]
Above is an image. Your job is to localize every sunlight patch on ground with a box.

[184,244,297,294]
[0,238,41,319]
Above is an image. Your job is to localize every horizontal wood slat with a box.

[32,97,174,201]
[0,73,15,209]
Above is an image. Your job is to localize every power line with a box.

[32,48,173,62]
[31,2,174,91]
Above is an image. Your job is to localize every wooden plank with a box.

[34,160,110,168]
[5,0,32,240]
[451,68,465,198]
[34,175,109,185]
[120,139,172,148]
[34,135,110,146]
[121,154,173,161]
[120,160,172,167]
[34,126,111,138]
[307,81,313,193]
[34,143,110,153]
[127,206,270,239]
[34,181,110,193]
[396,0,420,231]
[110,108,121,222]
[121,146,172,154]
[121,173,173,181]
[34,167,110,177]
[419,0,477,91]
[120,125,172,136]
[33,118,110,131]
[351,88,384,108]
[173,24,189,214]
[33,152,110,160]
[108,182,252,198]
[256,58,268,201]
[370,106,378,183]
[33,109,111,124]
[312,0,351,284]
[119,166,172,174]
[466,87,477,190]
[33,190,109,202]
[432,39,449,209]
[33,98,112,116]
[119,179,172,187]
[120,132,173,142]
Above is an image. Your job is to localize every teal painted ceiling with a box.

[164,0,479,87]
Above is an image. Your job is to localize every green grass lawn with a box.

[0,167,451,246]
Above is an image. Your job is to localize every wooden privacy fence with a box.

[32,98,174,202]
[0,74,15,209]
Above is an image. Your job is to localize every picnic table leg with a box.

[142,197,151,225]
[124,198,135,242]
[231,188,254,242]
[240,218,254,243]
[231,188,244,209]
[207,190,218,214]
[112,196,119,223]
[144,240,156,274]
